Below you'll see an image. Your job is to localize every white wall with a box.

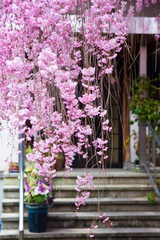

[0,121,18,218]
[130,112,139,163]
[0,121,18,172]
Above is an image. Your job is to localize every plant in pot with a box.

[8,161,19,173]
[24,161,54,233]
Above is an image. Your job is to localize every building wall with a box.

[0,173,4,218]
[130,112,139,163]
[0,121,18,172]
[0,121,18,219]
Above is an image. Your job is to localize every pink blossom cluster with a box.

[83,0,127,76]
[151,0,157,4]
[99,212,112,227]
[122,0,159,18]
[88,212,112,238]
[92,138,109,167]
[75,173,94,210]
[88,224,98,238]
[144,0,150,7]
[1,1,159,236]
[0,0,128,214]
[136,0,143,12]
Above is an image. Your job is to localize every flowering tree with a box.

[0,0,127,176]
[0,0,159,237]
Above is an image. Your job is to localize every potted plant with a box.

[8,162,19,173]
[24,162,54,233]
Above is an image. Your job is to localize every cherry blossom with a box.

[0,1,157,237]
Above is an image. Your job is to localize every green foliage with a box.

[25,145,33,155]
[24,189,49,206]
[130,76,160,134]
[24,162,54,206]
[148,179,160,203]
[148,192,156,203]
[32,195,47,204]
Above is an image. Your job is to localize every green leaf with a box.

[25,145,33,155]
[148,193,154,203]
[33,195,45,204]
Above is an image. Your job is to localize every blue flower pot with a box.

[26,205,49,233]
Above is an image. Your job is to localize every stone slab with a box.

[1,228,160,239]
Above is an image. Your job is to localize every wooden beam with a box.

[140,46,147,77]
[71,16,160,35]
[125,17,160,35]
[139,45,147,168]
[123,49,130,168]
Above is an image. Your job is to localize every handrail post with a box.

[146,121,160,147]
[139,119,146,170]
[152,138,156,181]
[19,133,24,240]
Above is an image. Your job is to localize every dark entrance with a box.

[72,93,123,169]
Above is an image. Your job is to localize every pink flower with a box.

[43,163,51,169]
[79,93,96,105]
[81,67,95,76]
[99,213,106,218]
[25,180,31,192]
[105,67,113,74]
[0,0,128,215]
[90,234,94,238]
[151,0,157,4]
[34,181,49,195]
[99,110,107,117]
[6,57,23,71]
[136,0,143,12]
[103,217,109,223]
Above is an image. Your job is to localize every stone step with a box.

[54,170,152,185]
[2,170,160,239]
[0,170,4,179]
[2,211,160,230]
[1,228,160,240]
[4,170,156,186]
[3,184,153,199]
[46,211,160,229]
[50,197,160,212]
[2,199,20,213]
[54,177,151,185]
[2,198,160,213]
[53,184,153,198]
[4,173,19,186]
[3,186,20,199]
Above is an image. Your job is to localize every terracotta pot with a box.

[55,153,65,171]
[8,162,19,173]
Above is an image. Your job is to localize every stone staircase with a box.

[1,169,160,240]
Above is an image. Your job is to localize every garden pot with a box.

[8,162,19,173]
[55,153,65,171]
[26,205,49,233]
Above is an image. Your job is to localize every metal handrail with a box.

[144,163,160,200]
[146,121,160,148]
[143,121,160,200]
[19,133,24,240]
